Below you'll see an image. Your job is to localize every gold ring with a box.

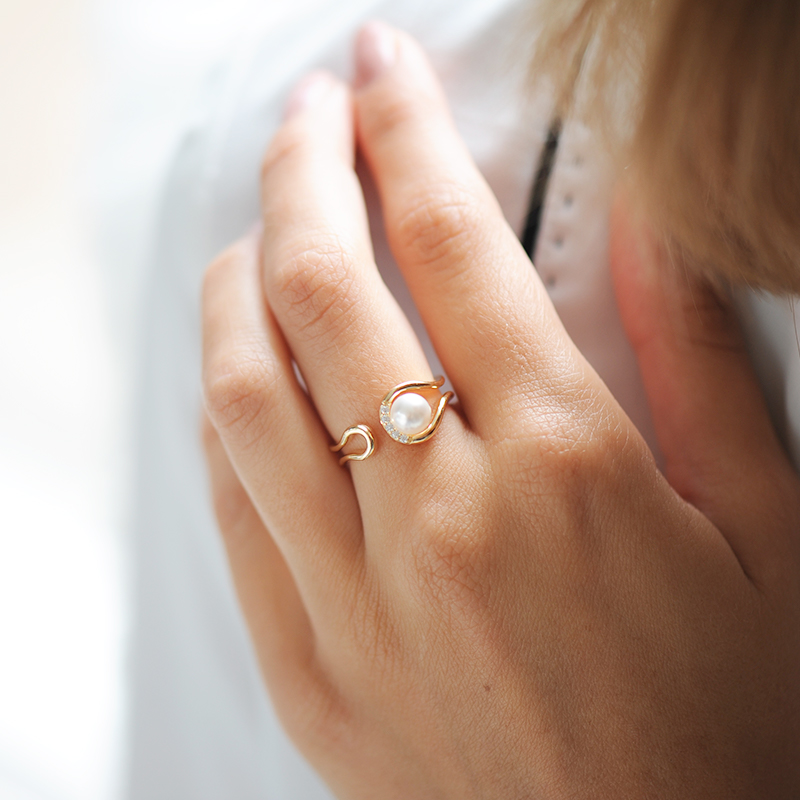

[330,424,376,465]
[379,376,453,444]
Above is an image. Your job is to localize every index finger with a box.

[354,23,613,439]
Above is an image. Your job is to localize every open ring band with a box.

[330,424,376,465]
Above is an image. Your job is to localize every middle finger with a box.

[354,23,609,441]
[260,73,467,497]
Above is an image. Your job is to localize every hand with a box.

[201,22,800,799]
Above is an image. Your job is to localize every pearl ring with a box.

[379,377,453,444]
[330,376,453,465]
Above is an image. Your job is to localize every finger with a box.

[202,231,365,621]
[353,23,597,438]
[609,191,800,582]
[260,70,468,496]
[201,411,316,706]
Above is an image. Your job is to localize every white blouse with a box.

[125,0,800,796]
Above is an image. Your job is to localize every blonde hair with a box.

[531,0,800,295]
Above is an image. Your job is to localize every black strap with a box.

[520,118,562,260]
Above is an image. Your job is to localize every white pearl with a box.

[390,392,432,436]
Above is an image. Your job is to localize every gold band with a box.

[330,424,376,465]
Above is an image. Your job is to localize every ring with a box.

[330,424,376,465]
[379,376,453,444]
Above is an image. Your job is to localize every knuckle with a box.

[413,529,490,614]
[510,373,620,458]
[398,190,485,267]
[394,187,486,275]
[361,86,428,146]
[204,353,281,439]
[269,236,361,346]
[498,382,590,455]
[275,674,356,757]
[406,481,493,621]
[537,411,632,485]
[533,417,646,544]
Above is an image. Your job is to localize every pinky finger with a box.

[201,413,322,726]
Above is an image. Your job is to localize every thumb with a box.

[609,189,800,582]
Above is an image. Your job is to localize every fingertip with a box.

[353,21,441,101]
[283,70,349,121]
[354,21,398,89]
[266,70,355,176]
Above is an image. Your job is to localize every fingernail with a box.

[355,21,397,89]
[284,71,335,119]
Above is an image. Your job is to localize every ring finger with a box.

[202,232,364,630]
[260,72,468,503]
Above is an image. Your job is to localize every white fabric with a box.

[125,0,800,796]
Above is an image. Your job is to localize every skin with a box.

[200,21,800,800]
